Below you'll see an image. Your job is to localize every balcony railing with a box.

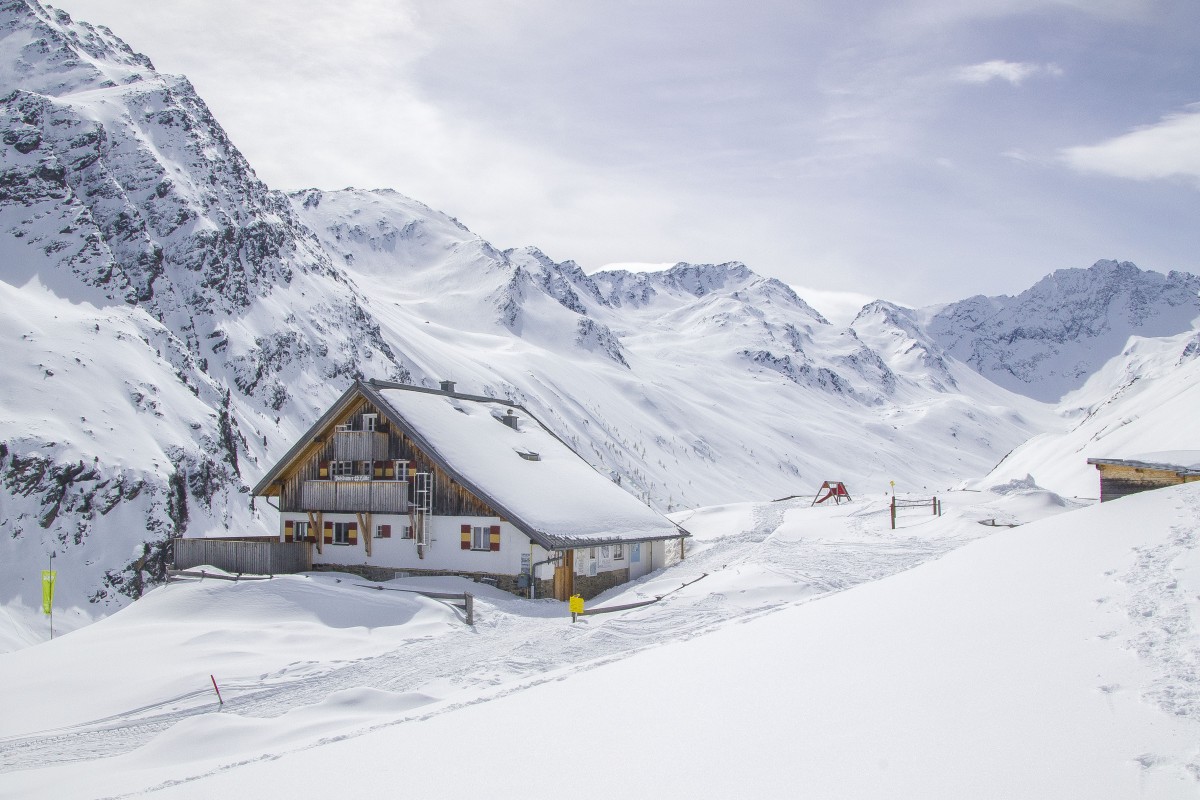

[300,479,408,513]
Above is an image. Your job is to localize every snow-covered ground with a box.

[3,483,1197,798]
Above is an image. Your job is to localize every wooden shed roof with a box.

[1086,457,1200,477]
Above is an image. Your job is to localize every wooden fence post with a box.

[464,592,474,626]
[890,496,896,530]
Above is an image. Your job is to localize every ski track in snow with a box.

[0,499,980,780]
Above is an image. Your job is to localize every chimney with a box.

[439,379,456,393]
[503,408,519,430]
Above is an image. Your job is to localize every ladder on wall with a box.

[410,471,433,551]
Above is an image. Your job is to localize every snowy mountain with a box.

[0,0,407,624]
[1,0,1198,648]
[926,260,1200,402]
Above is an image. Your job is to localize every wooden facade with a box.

[1088,458,1200,503]
[271,397,500,518]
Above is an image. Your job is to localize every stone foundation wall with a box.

[573,567,630,600]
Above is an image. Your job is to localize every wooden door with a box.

[553,550,574,601]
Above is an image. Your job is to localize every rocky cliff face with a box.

[0,1,405,619]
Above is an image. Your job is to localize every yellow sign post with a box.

[569,594,584,622]
[42,567,56,640]
[41,570,55,615]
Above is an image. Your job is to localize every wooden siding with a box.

[173,538,311,574]
[1095,463,1200,502]
[300,480,408,513]
[272,396,502,518]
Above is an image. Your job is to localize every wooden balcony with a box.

[300,479,408,513]
[332,430,389,461]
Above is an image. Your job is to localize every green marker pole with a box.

[48,553,54,641]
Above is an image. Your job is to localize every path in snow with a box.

[0,497,983,774]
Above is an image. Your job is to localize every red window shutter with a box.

[318,460,329,478]
[348,521,358,545]
[373,463,383,478]
[323,520,333,545]
[490,525,501,551]
[378,524,391,539]
[284,520,294,542]
[461,523,471,550]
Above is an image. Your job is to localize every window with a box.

[402,524,414,539]
[330,461,352,478]
[471,526,490,550]
[363,414,377,432]
[601,545,610,558]
[333,522,351,545]
[376,524,391,539]
[613,542,624,560]
[294,521,309,541]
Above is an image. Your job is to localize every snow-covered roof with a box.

[1087,452,1200,476]
[362,381,683,548]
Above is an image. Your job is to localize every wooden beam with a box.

[357,511,372,557]
[309,510,322,555]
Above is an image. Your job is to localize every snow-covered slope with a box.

[1,486,1196,798]
[978,327,1200,497]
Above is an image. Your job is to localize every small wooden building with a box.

[250,379,689,600]
[1086,456,1200,503]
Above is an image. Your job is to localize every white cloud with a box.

[1061,107,1200,184]
[952,60,1061,85]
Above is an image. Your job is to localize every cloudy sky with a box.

[52,0,1200,306]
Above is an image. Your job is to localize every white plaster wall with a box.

[281,513,535,575]
[627,540,653,580]
[573,543,635,576]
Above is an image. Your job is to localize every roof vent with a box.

[502,408,519,430]
[439,379,456,393]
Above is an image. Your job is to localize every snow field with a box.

[4,486,1173,799]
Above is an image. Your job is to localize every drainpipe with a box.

[529,553,562,599]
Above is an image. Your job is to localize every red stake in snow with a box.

[210,674,224,706]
